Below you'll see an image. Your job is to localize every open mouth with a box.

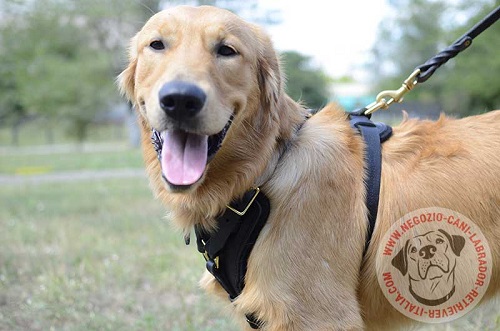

[151,117,232,189]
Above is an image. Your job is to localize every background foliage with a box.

[0,0,329,145]
[281,51,330,110]
[2,0,497,145]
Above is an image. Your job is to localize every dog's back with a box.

[361,109,500,330]
[379,110,500,220]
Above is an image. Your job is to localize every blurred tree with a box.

[370,0,498,116]
[0,0,278,144]
[0,0,146,142]
[281,51,331,110]
[372,0,447,79]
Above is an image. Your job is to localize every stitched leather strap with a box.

[349,113,392,252]
[195,189,269,328]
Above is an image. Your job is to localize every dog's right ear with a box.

[256,30,282,112]
[117,35,138,103]
[391,240,409,276]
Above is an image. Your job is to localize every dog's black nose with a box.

[159,81,206,120]
[419,245,437,259]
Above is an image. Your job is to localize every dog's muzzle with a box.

[151,116,233,190]
[148,81,233,189]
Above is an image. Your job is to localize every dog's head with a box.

[392,229,465,280]
[118,6,282,192]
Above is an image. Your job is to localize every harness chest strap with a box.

[195,188,269,329]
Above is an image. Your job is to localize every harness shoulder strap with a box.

[349,112,392,251]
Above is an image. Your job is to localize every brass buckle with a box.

[203,251,220,269]
[226,187,260,216]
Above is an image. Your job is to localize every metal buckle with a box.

[203,251,219,269]
[226,187,260,216]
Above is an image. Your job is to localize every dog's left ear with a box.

[438,229,466,256]
[256,30,282,111]
[391,240,409,276]
[117,35,138,104]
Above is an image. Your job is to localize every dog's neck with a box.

[255,95,310,186]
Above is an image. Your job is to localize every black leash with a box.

[416,5,500,83]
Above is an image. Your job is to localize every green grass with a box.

[1,145,498,330]
[0,178,239,331]
[0,148,144,175]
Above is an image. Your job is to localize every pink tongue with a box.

[161,130,208,186]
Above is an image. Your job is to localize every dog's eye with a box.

[410,247,417,253]
[149,40,165,51]
[436,238,444,244]
[217,44,238,57]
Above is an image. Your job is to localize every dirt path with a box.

[0,168,146,185]
[0,142,131,156]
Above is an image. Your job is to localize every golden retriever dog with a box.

[118,6,500,330]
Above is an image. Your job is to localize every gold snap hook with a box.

[364,69,421,115]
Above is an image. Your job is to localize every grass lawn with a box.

[0,147,144,175]
[1,145,498,331]
[0,178,239,331]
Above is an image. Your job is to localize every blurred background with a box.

[0,0,498,330]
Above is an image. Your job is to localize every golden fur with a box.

[119,6,500,330]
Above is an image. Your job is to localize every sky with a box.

[254,0,390,81]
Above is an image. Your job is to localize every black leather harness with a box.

[172,111,392,329]
[348,110,392,252]
[194,188,269,329]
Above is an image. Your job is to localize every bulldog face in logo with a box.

[392,229,466,306]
